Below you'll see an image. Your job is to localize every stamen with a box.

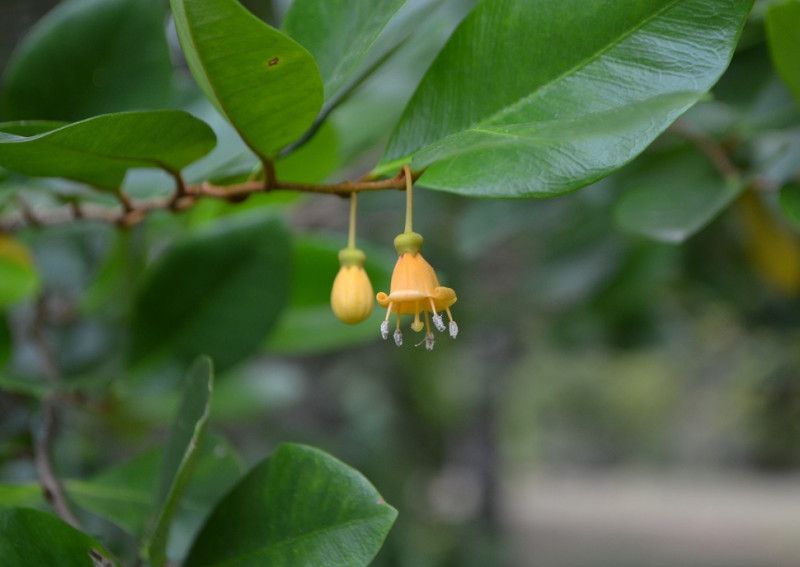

[393,328,403,346]
[380,320,389,340]
[449,320,458,339]
[430,298,446,332]
[425,332,435,350]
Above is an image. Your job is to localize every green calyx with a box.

[394,231,423,255]
[338,247,366,267]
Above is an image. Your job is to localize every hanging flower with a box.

[331,247,374,324]
[331,193,374,325]
[377,230,458,350]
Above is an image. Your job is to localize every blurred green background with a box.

[1,1,800,566]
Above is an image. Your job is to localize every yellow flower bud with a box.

[331,253,374,325]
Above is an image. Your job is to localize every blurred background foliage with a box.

[1,0,800,566]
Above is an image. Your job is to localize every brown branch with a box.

[668,120,741,179]
[30,296,82,529]
[1,166,422,231]
[35,395,81,529]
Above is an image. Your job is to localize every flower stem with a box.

[348,192,357,249]
[403,164,413,233]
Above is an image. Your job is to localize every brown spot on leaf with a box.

[268,57,279,67]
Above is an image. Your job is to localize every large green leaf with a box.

[130,216,291,371]
[282,0,407,102]
[170,0,323,159]
[143,357,213,567]
[766,0,800,105]
[379,0,753,197]
[1,0,173,121]
[0,111,216,190]
[184,443,397,567]
[267,236,394,354]
[0,507,117,567]
[614,146,745,243]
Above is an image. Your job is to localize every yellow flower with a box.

[331,248,374,325]
[376,231,457,350]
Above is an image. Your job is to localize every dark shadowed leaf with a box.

[1,0,173,121]
[130,216,291,371]
[779,181,800,230]
[614,146,744,243]
[379,0,753,197]
[170,0,323,159]
[0,112,216,190]
[0,507,117,567]
[184,443,397,567]
[282,0,407,101]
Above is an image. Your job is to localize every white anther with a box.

[380,320,389,340]
[432,312,445,333]
[448,321,458,339]
[425,332,435,351]
[393,329,403,346]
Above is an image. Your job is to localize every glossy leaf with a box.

[779,181,800,230]
[766,0,800,104]
[130,217,291,371]
[143,357,213,567]
[0,507,117,567]
[282,0,407,101]
[170,0,323,159]
[1,0,173,121]
[379,0,753,197]
[614,146,744,243]
[267,236,394,354]
[184,443,397,567]
[0,112,216,190]
[0,235,39,308]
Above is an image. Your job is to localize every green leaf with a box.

[779,181,800,230]
[0,111,216,190]
[130,216,291,371]
[142,357,213,567]
[0,484,42,508]
[1,0,173,121]
[184,443,397,567]
[766,0,800,105]
[275,120,339,183]
[0,235,39,308]
[267,236,394,354]
[170,0,324,159]
[0,507,117,567]
[282,0,407,101]
[379,0,753,197]
[614,146,745,243]
[66,436,243,544]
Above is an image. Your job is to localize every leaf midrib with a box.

[472,0,682,131]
